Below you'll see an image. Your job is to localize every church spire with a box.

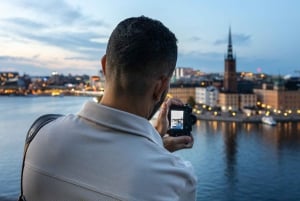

[227,26,234,60]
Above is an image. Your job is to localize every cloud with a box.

[19,0,82,24]
[0,55,31,62]
[177,51,224,73]
[0,54,99,75]
[1,1,109,60]
[17,0,108,27]
[19,30,106,52]
[4,17,47,29]
[1,17,108,59]
[214,33,251,46]
[64,56,98,61]
[189,36,202,42]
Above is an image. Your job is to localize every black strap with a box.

[19,114,63,201]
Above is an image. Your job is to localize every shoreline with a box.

[195,113,300,123]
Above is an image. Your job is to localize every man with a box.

[23,16,197,201]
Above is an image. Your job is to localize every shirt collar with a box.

[77,101,163,147]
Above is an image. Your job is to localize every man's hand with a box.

[162,134,193,152]
[155,98,194,152]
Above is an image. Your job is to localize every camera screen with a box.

[170,110,184,130]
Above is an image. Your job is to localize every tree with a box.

[187,96,196,107]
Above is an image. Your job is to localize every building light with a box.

[247,113,251,117]
[167,93,173,98]
[284,112,288,116]
[288,110,292,114]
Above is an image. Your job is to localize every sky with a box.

[0,0,299,76]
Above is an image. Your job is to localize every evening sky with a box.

[0,0,299,76]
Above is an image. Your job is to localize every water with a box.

[1,97,300,201]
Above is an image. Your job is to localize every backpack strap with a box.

[19,114,63,201]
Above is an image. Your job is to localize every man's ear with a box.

[153,76,169,102]
[101,55,107,75]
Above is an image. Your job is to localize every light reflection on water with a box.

[1,97,300,201]
[180,121,300,201]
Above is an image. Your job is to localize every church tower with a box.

[223,27,237,93]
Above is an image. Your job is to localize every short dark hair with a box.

[105,16,177,95]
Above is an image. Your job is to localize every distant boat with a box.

[262,116,277,126]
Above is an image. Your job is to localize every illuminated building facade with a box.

[168,86,196,104]
[195,86,219,107]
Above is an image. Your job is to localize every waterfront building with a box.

[0,72,26,95]
[223,27,237,93]
[0,71,19,83]
[90,75,104,91]
[254,82,300,111]
[219,93,239,111]
[218,28,239,112]
[195,86,219,107]
[218,28,257,112]
[168,85,196,104]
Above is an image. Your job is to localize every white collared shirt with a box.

[23,101,197,201]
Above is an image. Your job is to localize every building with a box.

[195,86,219,107]
[219,93,239,111]
[218,28,239,111]
[239,93,257,110]
[223,27,237,93]
[168,86,196,104]
[173,67,195,79]
[254,82,300,111]
[218,28,257,112]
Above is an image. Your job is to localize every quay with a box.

[195,112,300,123]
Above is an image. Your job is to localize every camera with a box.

[167,104,197,136]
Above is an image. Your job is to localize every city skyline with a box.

[0,0,299,76]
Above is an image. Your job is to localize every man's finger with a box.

[171,136,192,144]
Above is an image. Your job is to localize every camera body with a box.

[167,104,196,136]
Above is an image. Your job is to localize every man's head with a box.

[103,16,177,96]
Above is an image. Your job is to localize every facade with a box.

[195,86,219,107]
[0,72,19,83]
[239,93,257,109]
[168,86,196,104]
[254,88,300,111]
[219,93,239,111]
[173,67,195,79]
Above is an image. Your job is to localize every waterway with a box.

[0,96,300,201]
